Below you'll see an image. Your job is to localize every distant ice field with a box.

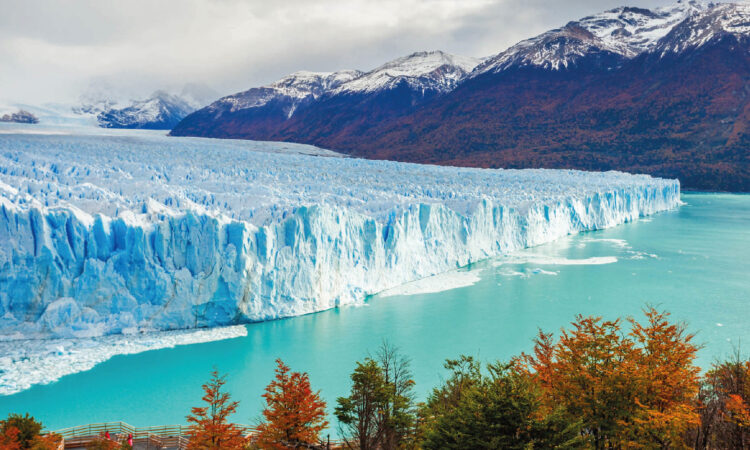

[0,128,665,224]
[0,127,680,346]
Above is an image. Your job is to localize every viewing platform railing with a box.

[52,421,341,449]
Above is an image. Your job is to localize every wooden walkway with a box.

[54,421,235,449]
[53,421,341,449]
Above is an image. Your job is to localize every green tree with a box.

[421,358,580,449]
[375,342,417,449]
[335,359,390,450]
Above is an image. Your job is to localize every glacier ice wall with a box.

[0,131,680,339]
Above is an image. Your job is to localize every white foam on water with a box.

[0,325,247,396]
[580,238,631,248]
[494,254,619,267]
[378,270,482,297]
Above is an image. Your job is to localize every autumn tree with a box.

[693,351,750,449]
[627,307,701,448]
[335,359,390,450]
[0,427,21,450]
[85,437,123,450]
[186,369,247,449]
[31,433,65,450]
[525,307,701,449]
[255,359,328,449]
[531,315,639,448]
[0,414,42,449]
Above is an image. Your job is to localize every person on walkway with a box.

[127,433,133,446]
[105,430,111,440]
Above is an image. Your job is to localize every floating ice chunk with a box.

[494,254,618,267]
[378,270,481,297]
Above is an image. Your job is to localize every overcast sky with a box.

[0,0,684,105]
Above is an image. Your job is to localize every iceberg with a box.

[0,130,680,340]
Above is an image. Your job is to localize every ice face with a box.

[0,130,680,340]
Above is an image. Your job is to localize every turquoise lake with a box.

[1,193,749,431]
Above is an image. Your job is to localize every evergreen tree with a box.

[421,358,580,449]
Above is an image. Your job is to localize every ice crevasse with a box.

[0,132,681,339]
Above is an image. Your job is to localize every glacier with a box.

[0,128,680,341]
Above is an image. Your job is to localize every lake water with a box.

[1,193,748,432]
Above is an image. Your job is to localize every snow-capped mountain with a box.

[334,51,480,95]
[76,83,219,130]
[209,70,362,119]
[655,2,750,54]
[474,0,707,73]
[180,51,476,123]
[170,50,478,137]
[96,91,195,129]
[171,0,750,191]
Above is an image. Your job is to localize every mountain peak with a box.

[475,0,710,74]
[214,69,362,118]
[656,2,750,55]
[334,50,481,94]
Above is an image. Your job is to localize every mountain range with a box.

[78,84,218,129]
[171,0,750,191]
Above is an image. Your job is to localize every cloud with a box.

[0,0,678,104]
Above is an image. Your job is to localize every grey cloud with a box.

[0,0,683,104]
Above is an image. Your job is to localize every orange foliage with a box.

[85,436,121,450]
[31,433,63,450]
[0,427,21,450]
[628,308,700,447]
[525,307,701,449]
[255,359,328,449]
[186,370,248,450]
[726,394,750,428]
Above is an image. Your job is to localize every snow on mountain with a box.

[74,83,220,130]
[334,51,481,95]
[95,90,196,129]
[212,70,362,119]
[655,2,750,54]
[0,130,680,341]
[196,51,479,121]
[475,0,708,73]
